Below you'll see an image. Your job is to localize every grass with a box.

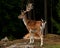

[44,44,60,48]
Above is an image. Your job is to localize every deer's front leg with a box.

[29,29,34,44]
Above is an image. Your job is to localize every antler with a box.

[18,3,33,19]
[20,3,33,14]
[26,3,33,12]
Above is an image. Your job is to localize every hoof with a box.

[40,45,44,48]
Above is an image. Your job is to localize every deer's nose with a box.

[18,16,21,19]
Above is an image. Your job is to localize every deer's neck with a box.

[22,16,28,26]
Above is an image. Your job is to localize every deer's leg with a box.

[40,34,43,46]
[29,33,34,44]
[39,31,43,46]
[23,33,30,39]
[40,26,44,46]
[29,29,34,44]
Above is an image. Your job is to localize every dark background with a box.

[0,0,60,40]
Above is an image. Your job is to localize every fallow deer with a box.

[18,3,46,46]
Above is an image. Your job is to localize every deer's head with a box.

[18,10,26,19]
[18,3,33,19]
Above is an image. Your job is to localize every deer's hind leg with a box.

[40,34,43,47]
[39,28,43,46]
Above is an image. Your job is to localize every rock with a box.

[1,37,9,42]
[6,43,36,48]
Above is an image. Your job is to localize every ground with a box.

[0,34,60,48]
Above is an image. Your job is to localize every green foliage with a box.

[45,44,60,48]
[51,18,60,34]
[55,0,60,34]
[50,0,60,34]
[56,0,60,18]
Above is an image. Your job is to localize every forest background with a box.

[0,0,60,40]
